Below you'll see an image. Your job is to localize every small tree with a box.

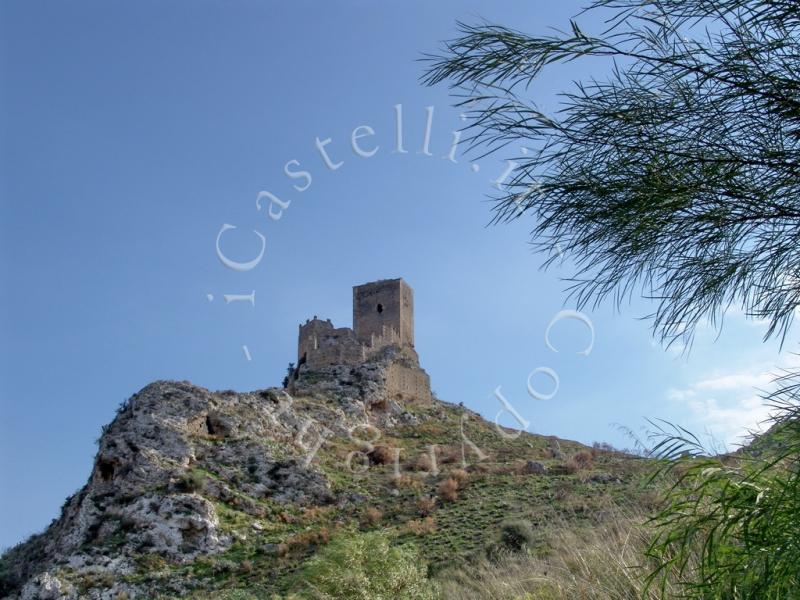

[424,2,800,596]
[424,0,800,349]
[299,530,438,600]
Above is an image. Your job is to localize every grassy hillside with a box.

[145,397,657,598]
[0,379,667,600]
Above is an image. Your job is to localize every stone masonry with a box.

[294,278,431,404]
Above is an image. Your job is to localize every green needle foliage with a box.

[644,372,800,598]
[424,1,800,597]
[423,0,800,349]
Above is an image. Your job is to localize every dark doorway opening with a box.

[97,459,115,481]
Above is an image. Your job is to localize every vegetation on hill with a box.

[5,372,795,599]
[643,379,800,599]
[5,1,800,598]
[424,0,800,597]
[0,377,662,599]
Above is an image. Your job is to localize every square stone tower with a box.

[353,278,415,348]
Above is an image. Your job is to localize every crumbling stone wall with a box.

[294,278,430,404]
[298,318,365,369]
[385,361,431,404]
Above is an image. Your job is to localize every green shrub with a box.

[499,520,536,553]
[177,470,206,493]
[486,520,541,562]
[135,553,168,571]
[298,530,438,599]
[192,590,276,600]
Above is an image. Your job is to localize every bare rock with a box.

[3,368,444,598]
[19,572,75,600]
[523,460,548,475]
[2,380,343,598]
[588,473,621,484]
[119,493,227,559]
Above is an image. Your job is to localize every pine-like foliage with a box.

[424,0,800,348]
[645,372,800,598]
[424,2,800,596]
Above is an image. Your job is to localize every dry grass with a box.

[364,507,383,526]
[412,453,436,473]
[369,445,395,465]
[300,505,334,524]
[284,528,331,554]
[450,468,469,485]
[438,446,462,465]
[407,517,437,536]
[552,480,573,502]
[438,477,459,502]
[438,509,682,600]
[417,495,437,516]
[572,450,594,467]
[391,473,423,492]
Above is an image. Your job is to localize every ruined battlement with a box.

[297,318,365,368]
[294,278,431,404]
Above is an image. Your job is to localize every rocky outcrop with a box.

[1,376,393,599]
[289,346,422,428]
[523,460,547,475]
[1,343,445,600]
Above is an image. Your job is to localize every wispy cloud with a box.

[665,364,784,449]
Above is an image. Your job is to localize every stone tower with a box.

[293,278,431,404]
[353,278,414,349]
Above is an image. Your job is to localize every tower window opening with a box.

[377,303,384,314]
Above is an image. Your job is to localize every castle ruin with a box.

[293,278,432,404]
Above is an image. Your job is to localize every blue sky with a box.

[1,0,797,550]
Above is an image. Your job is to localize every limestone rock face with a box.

[19,572,72,600]
[1,379,373,599]
[116,493,224,558]
[288,346,425,428]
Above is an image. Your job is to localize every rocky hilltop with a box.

[1,355,648,599]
